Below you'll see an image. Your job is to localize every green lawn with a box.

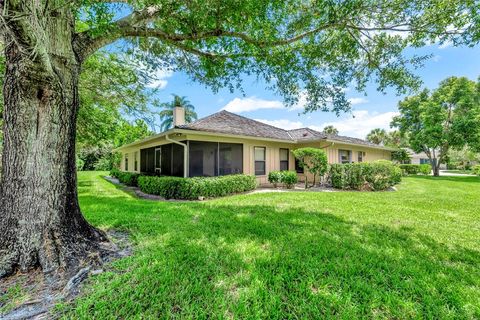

[62,172,480,319]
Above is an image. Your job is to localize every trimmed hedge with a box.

[110,169,140,187]
[419,164,432,175]
[329,161,402,191]
[473,165,480,176]
[268,170,298,188]
[399,164,432,175]
[399,164,420,175]
[137,174,258,200]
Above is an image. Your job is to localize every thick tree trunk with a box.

[0,3,107,278]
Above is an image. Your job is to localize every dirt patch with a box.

[0,230,132,320]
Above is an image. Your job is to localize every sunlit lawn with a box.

[61,171,480,319]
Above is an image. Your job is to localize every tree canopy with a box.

[392,76,480,175]
[71,0,480,114]
[322,125,339,135]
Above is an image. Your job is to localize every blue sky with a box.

[133,43,480,139]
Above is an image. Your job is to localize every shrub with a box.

[137,174,257,200]
[419,164,432,175]
[329,162,401,191]
[292,148,328,188]
[112,170,140,187]
[268,171,282,187]
[280,171,298,189]
[399,164,420,175]
[473,165,480,176]
[110,168,120,178]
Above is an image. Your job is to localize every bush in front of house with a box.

[280,171,298,189]
[292,148,328,188]
[399,164,420,175]
[110,169,140,187]
[268,171,282,187]
[110,168,120,178]
[329,162,402,191]
[419,164,432,175]
[399,164,432,175]
[268,170,298,188]
[137,174,257,200]
[473,165,480,176]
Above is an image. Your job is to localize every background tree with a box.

[322,125,339,135]
[446,146,480,170]
[292,148,328,188]
[392,76,480,176]
[0,0,478,279]
[391,149,412,164]
[159,95,198,131]
[366,128,388,145]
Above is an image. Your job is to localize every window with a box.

[254,147,266,175]
[420,158,430,164]
[339,150,351,164]
[124,153,129,171]
[295,158,304,173]
[219,143,243,175]
[134,152,138,171]
[189,141,244,177]
[357,151,365,163]
[280,148,289,171]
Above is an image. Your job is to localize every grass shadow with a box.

[65,197,480,319]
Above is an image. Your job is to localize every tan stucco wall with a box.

[119,133,392,184]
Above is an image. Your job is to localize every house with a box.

[406,149,447,169]
[117,107,394,184]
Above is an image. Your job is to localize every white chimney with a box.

[173,106,185,127]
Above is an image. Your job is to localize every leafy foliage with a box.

[268,171,298,189]
[292,148,328,187]
[329,161,402,191]
[137,174,257,200]
[473,165,480,176]
[392,76,480,175]
[391,149,412,164]
[71,0,480,115]
[110,169,140,187]
[280,171,299,189]
[322,125,339,135]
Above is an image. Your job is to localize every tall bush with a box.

[292,148,328,188]
[329,162,401,191]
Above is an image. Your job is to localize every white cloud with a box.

[254,119,304,130]
[222,97,283,113]
[348,97,368,105]
[145,68,173,89]
[222,89,368,115]
[317,110,399,139]
[438,41,453,49]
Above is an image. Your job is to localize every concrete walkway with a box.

[439,170,476,177]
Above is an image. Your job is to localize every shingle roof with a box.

[178,110,293,141]
[177,110,389,149]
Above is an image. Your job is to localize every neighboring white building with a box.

[407,149,447,169]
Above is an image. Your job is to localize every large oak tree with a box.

[0,0,478,278]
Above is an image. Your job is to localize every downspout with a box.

[166,133,188,178]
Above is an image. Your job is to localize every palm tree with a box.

[322,125,339,135]
[366,128,387,145]
[159,95,198,131]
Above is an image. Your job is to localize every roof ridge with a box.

[220,110,294,135]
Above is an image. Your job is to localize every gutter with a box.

[166,134,188,178]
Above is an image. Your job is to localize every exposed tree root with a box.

[0,230,132,319]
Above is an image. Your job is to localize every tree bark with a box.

[0,2,107,279]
